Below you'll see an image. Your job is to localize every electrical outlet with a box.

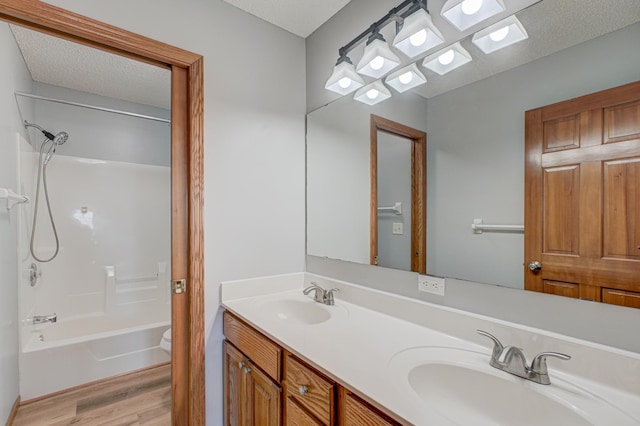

[418,274,445,296]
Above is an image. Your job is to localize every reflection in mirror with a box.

[2,22,172,421]
[371,115,426,273]
[307,1,640,301]
[307,92,428,266]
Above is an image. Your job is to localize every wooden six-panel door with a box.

[525,81,640,305]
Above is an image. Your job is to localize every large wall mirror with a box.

[307,0,640,302]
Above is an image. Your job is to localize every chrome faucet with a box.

[477,330,570,385]
[27,314,57,325]
[303,282,339,306]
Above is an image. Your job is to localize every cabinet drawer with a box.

[286,397,324,426]
[285,355,335,425]
[343,390,399,426]
[223,312,282,381]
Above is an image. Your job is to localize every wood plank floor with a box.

[13,364,171,426]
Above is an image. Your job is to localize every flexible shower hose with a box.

[30,138,60,262]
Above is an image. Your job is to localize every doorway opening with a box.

[370,114,426,273]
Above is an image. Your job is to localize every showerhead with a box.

[24,121,69,145]
[53,132,69,145]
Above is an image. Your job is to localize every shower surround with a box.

[17,136,171,400]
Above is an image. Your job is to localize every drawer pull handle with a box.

[243,366,251,375]
[238,361,245,369]
[298,385,309,396]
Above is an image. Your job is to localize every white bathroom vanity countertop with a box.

[220,273,640,425]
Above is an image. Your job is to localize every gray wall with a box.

[30,82,171,166]
[0,21,33,425]
[307,15,640,352]
[377,132,411,271]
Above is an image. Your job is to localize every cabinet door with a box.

[224,341,249,426]
[247,362,282,425]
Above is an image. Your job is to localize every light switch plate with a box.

[392,222,403,235]
[418,274,445,296]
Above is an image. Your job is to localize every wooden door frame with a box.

[0,1,205,424]
[370,114,426,273]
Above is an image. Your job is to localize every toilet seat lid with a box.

[162,329,172,342]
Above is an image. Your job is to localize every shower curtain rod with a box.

[14,91,171,124]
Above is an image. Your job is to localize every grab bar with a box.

[472,218,524,234]
[378,201,402,215]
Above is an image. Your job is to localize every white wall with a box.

[42,1,307,424]
[18,153,171,322]
[0,22,33,425]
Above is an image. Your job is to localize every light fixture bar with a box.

[334,0,415,61]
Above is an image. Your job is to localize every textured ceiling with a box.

[10,25,171,109]
[222,0,352,37]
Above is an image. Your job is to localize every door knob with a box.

[528,261,542,272]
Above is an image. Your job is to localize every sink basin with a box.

[259,300,332,325]
[388,347,637,426]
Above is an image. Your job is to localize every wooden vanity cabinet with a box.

[223,311,405,426]
[223,313,283,425]
[224,341,281,425]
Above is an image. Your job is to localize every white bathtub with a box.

[19,310,170,400]
[16,147,172,400]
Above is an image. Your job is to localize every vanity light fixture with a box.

[354,80,392,105]
[472,15,528,54]
[422,42,472,75]
[324,0,532,104]
[325,55,366,95]
[385,63,427,93]
[441,0,505,31]
[356,34,401,79]
[392,7,445,58]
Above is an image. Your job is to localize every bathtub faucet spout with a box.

[28,314,57,325]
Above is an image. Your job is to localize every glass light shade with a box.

[356,38,401,78]
[385,63,427,93]
[422,42,472,75]
[325,60,366,95]
[441,0,505,31]
[392,9,445,58]
[354,80,392,105]
[472,16,528,54]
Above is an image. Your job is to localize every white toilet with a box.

[160,328,171,354]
